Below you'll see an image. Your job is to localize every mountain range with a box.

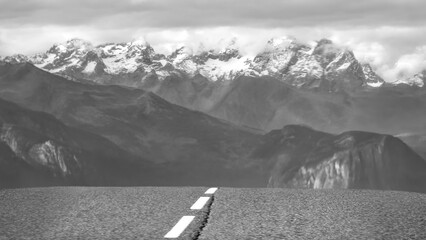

[2,37,425,134]
[2,37,424,89]
[0,36,426,192]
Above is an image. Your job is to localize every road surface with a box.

[200,188,426,239]
[0,187,210,239]
[1,187,426,239]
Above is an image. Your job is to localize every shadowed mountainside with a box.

[397,133,426,160]
[254,125,426,192]
[0,97,159,188]
[208,76,426,134]
[0,62,266,187]
[1,62,425,191]
[148,73,426,135]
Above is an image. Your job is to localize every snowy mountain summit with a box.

[1,37,424,90]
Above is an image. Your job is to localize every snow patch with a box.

[56,45,67,53]
[83,61,97,73]
[393,74,425,87]
[159,59,168,66]
[34,53,55,68]
[337,62,351,71]
[199,57,250,81]
[366,81,384,87]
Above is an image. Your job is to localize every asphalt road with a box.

[1,187,426,239]
[199,188,426,240]
[0,187,211,239]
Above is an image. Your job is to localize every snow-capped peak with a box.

[265,36,300,52]
[361,63,384,87]
[48,38,93,54]
[312,39,342,57]
[130,37,148,47]
[217,37,238,53]
[169,46,194,64]
[66,38,93,49]
[1,54,29,64]
[393,71,425,87]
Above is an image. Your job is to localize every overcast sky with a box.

[0,0,425,80]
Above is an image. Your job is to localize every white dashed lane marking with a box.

[205,187,218,194]
[164,187,218,238]
[190,197,210,210]
[164,216,195,238]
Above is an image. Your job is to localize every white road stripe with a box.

[190,197,210,210]
[205,187,218,194]
[164,216,195,238]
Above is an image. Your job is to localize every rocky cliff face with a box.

[1,126,78,178]
[254,125,426,193]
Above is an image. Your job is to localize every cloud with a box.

[1,0,426,29]
[378,46,426,82]
[0,0,425,82]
